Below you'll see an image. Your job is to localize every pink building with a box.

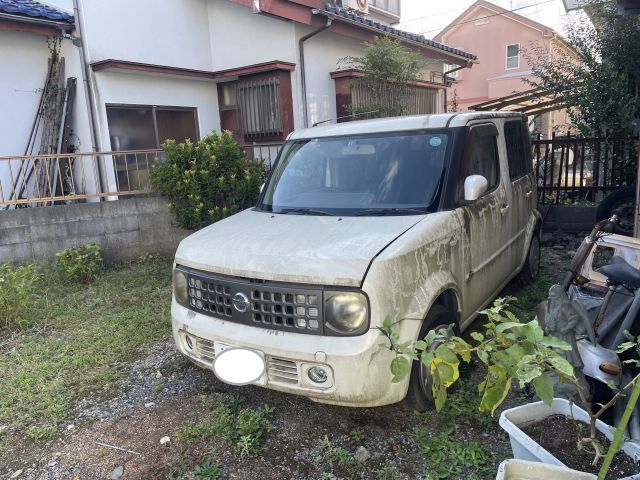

[434,0,576,136]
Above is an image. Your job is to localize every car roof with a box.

[288,112,526,140]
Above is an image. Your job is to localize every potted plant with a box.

[374,298,640,479]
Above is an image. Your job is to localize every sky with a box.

[398,0,569,38]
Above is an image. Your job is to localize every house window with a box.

[106,105,198,191]
[218,70,294,143]
[445,64,459,80]
[106,105,198,150]
[506,44,520,69]
[239,78,282,137]
[475,15,489,25]
[367,0,400,16]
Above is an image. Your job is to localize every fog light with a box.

[185,335,193,350]
[308,366,328,384]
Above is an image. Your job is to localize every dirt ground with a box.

[1,235,585,480]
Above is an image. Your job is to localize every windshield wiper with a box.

[279,207,334,216]
[353,208,429,216]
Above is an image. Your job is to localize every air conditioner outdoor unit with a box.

[346,0,369,15]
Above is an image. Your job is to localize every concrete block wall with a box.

[0,197,189,264]
[538,205,597,232]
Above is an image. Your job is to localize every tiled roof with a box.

[0,0,73,23]
[322,6,477,61]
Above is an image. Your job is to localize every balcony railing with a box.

[0,143,283,208]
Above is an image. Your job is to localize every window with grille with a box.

[506,44,520,69]
[238,77,282,138]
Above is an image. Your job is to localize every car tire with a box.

[596,186,636,237]
[516,230,541,286]
[406,305,456,412]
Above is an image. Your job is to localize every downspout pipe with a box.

[72,0,105,195]
[300,13,332,128]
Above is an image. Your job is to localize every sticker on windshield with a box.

[429,137,442,147]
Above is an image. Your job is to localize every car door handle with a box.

[525,190,533,198]
[500,204,510,214]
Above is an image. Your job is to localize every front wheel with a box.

[406,305,456,412]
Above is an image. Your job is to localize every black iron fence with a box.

[533,131,638,204]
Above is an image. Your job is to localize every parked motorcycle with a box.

[537,211,640,439]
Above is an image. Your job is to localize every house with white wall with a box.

[0,0,477,205]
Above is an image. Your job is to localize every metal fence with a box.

[0,143,283,208]
[0,149,162,208]
[240,141,282,169]
[533,132,638,204]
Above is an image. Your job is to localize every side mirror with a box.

[464,175,488,201]
[260,183,265,193]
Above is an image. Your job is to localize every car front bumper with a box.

[171,299,408,407]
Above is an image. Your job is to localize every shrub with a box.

[56,243,102,283]
[151,131,268,230]
[0,262,40,328]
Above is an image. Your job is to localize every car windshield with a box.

[258,130,451,216]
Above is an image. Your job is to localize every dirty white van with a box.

[171,112,540,410]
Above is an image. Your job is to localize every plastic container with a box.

[499,398,640,479]
[496,459,596,479]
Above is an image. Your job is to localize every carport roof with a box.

[469,87,564,115]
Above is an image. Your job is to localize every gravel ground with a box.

[2,233,588,480]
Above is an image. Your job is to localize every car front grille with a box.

[179,266,325,335]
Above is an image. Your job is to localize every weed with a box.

[0,262,40,328]
[178,398,273,458]
[416,376,493,428]
[348,427,364,445]
[136,252,163,265]
[414,428,493,480]
[55,243,102,283]
[25,424,56,441]
[375,463,401,480]
[152,381,166,394]
[321,473,343,480]
[321,473,344,480]
[314,435,363,479]
[193,457,224,480]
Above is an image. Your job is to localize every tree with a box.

[339,36,427,119]
[524,1,640,136]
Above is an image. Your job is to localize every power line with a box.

[395,5,471,27]
[417,0,557,37]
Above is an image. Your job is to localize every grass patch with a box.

[314,435,365,480]
[178,394,274,458]
[502,259,554,323]
[0,256,172,438]
[414,428,493,480]
[416,375,493,429]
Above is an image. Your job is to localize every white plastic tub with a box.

[499,398,640,479]
[496,459,596,479]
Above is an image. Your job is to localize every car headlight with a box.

[173,268,188,306]
[323,291,369,335]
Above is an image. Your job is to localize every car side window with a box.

[464,129,500,192]
[504,121,531,180]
